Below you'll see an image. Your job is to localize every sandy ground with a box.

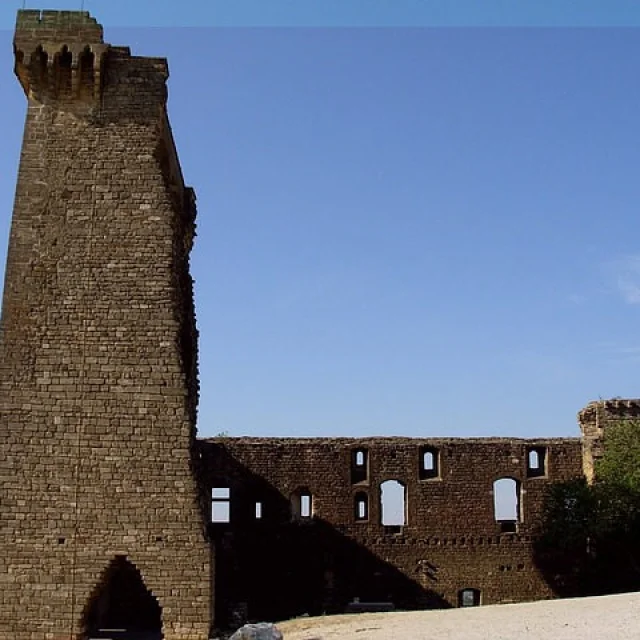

[276,592,640,639]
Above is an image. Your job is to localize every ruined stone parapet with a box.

[578,398,640,483]
[199,435,584,622]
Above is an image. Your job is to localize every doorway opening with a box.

[83,556,162,639]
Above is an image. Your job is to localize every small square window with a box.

[459,588,481,607]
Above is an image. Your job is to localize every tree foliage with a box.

[534,419,640,597]
[596,419,640,491]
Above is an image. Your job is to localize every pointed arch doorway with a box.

[83,556,163,639]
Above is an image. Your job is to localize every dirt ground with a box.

[276,591,640,639]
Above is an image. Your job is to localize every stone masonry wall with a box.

[0,11,211,640]
[199,436,583,626]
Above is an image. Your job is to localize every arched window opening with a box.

[493,478,519,533]
[83,556,162,638]
[351,448,368,484]
[419,445,439,480]
[354,492,369,521]
[424,452,434,470]
[380,480,406,532]
[291,488,313,520]
[458,588,481,607]
[30,46,48,89]
[526,446,546,478]
[211,487,230,523]
[55,45,72,97]
[78,46,95,97]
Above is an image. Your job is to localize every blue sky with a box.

[4,1,640,27]
[1,3,640,439]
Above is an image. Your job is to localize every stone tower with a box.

[1,11,211,640]
[578,398,640,483]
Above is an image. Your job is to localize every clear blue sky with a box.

[1,3,640,439]
[4,1,640,27]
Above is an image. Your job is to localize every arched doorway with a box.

[83,556,162,639]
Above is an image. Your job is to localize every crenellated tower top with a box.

[13,10,109,102]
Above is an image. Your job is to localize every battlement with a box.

[578,398,640,425]
[578,397,640,443]
[14,9,105,54]
[13,9,107,103]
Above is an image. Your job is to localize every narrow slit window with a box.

[292,489,313,520]
[355,492,369,521]
[526,447,546,477]
[255,501,262,519]
[419,446,439,480]
[211,487,230,523]
[300,494,311,518]
[351,448,368,484]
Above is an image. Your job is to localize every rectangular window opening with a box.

[459,588,481,607]
[351,448,369,484]
[493,478,520,526]
[355,492,369,521]
[211,487,231,523]
[300,494,312,518]
[499,521,517,534]
[419,446,439,480]
[381,480,406,527]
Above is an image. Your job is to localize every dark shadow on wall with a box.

[83,556,163,639]
[200,442,450,630]
[532,478,640,598]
